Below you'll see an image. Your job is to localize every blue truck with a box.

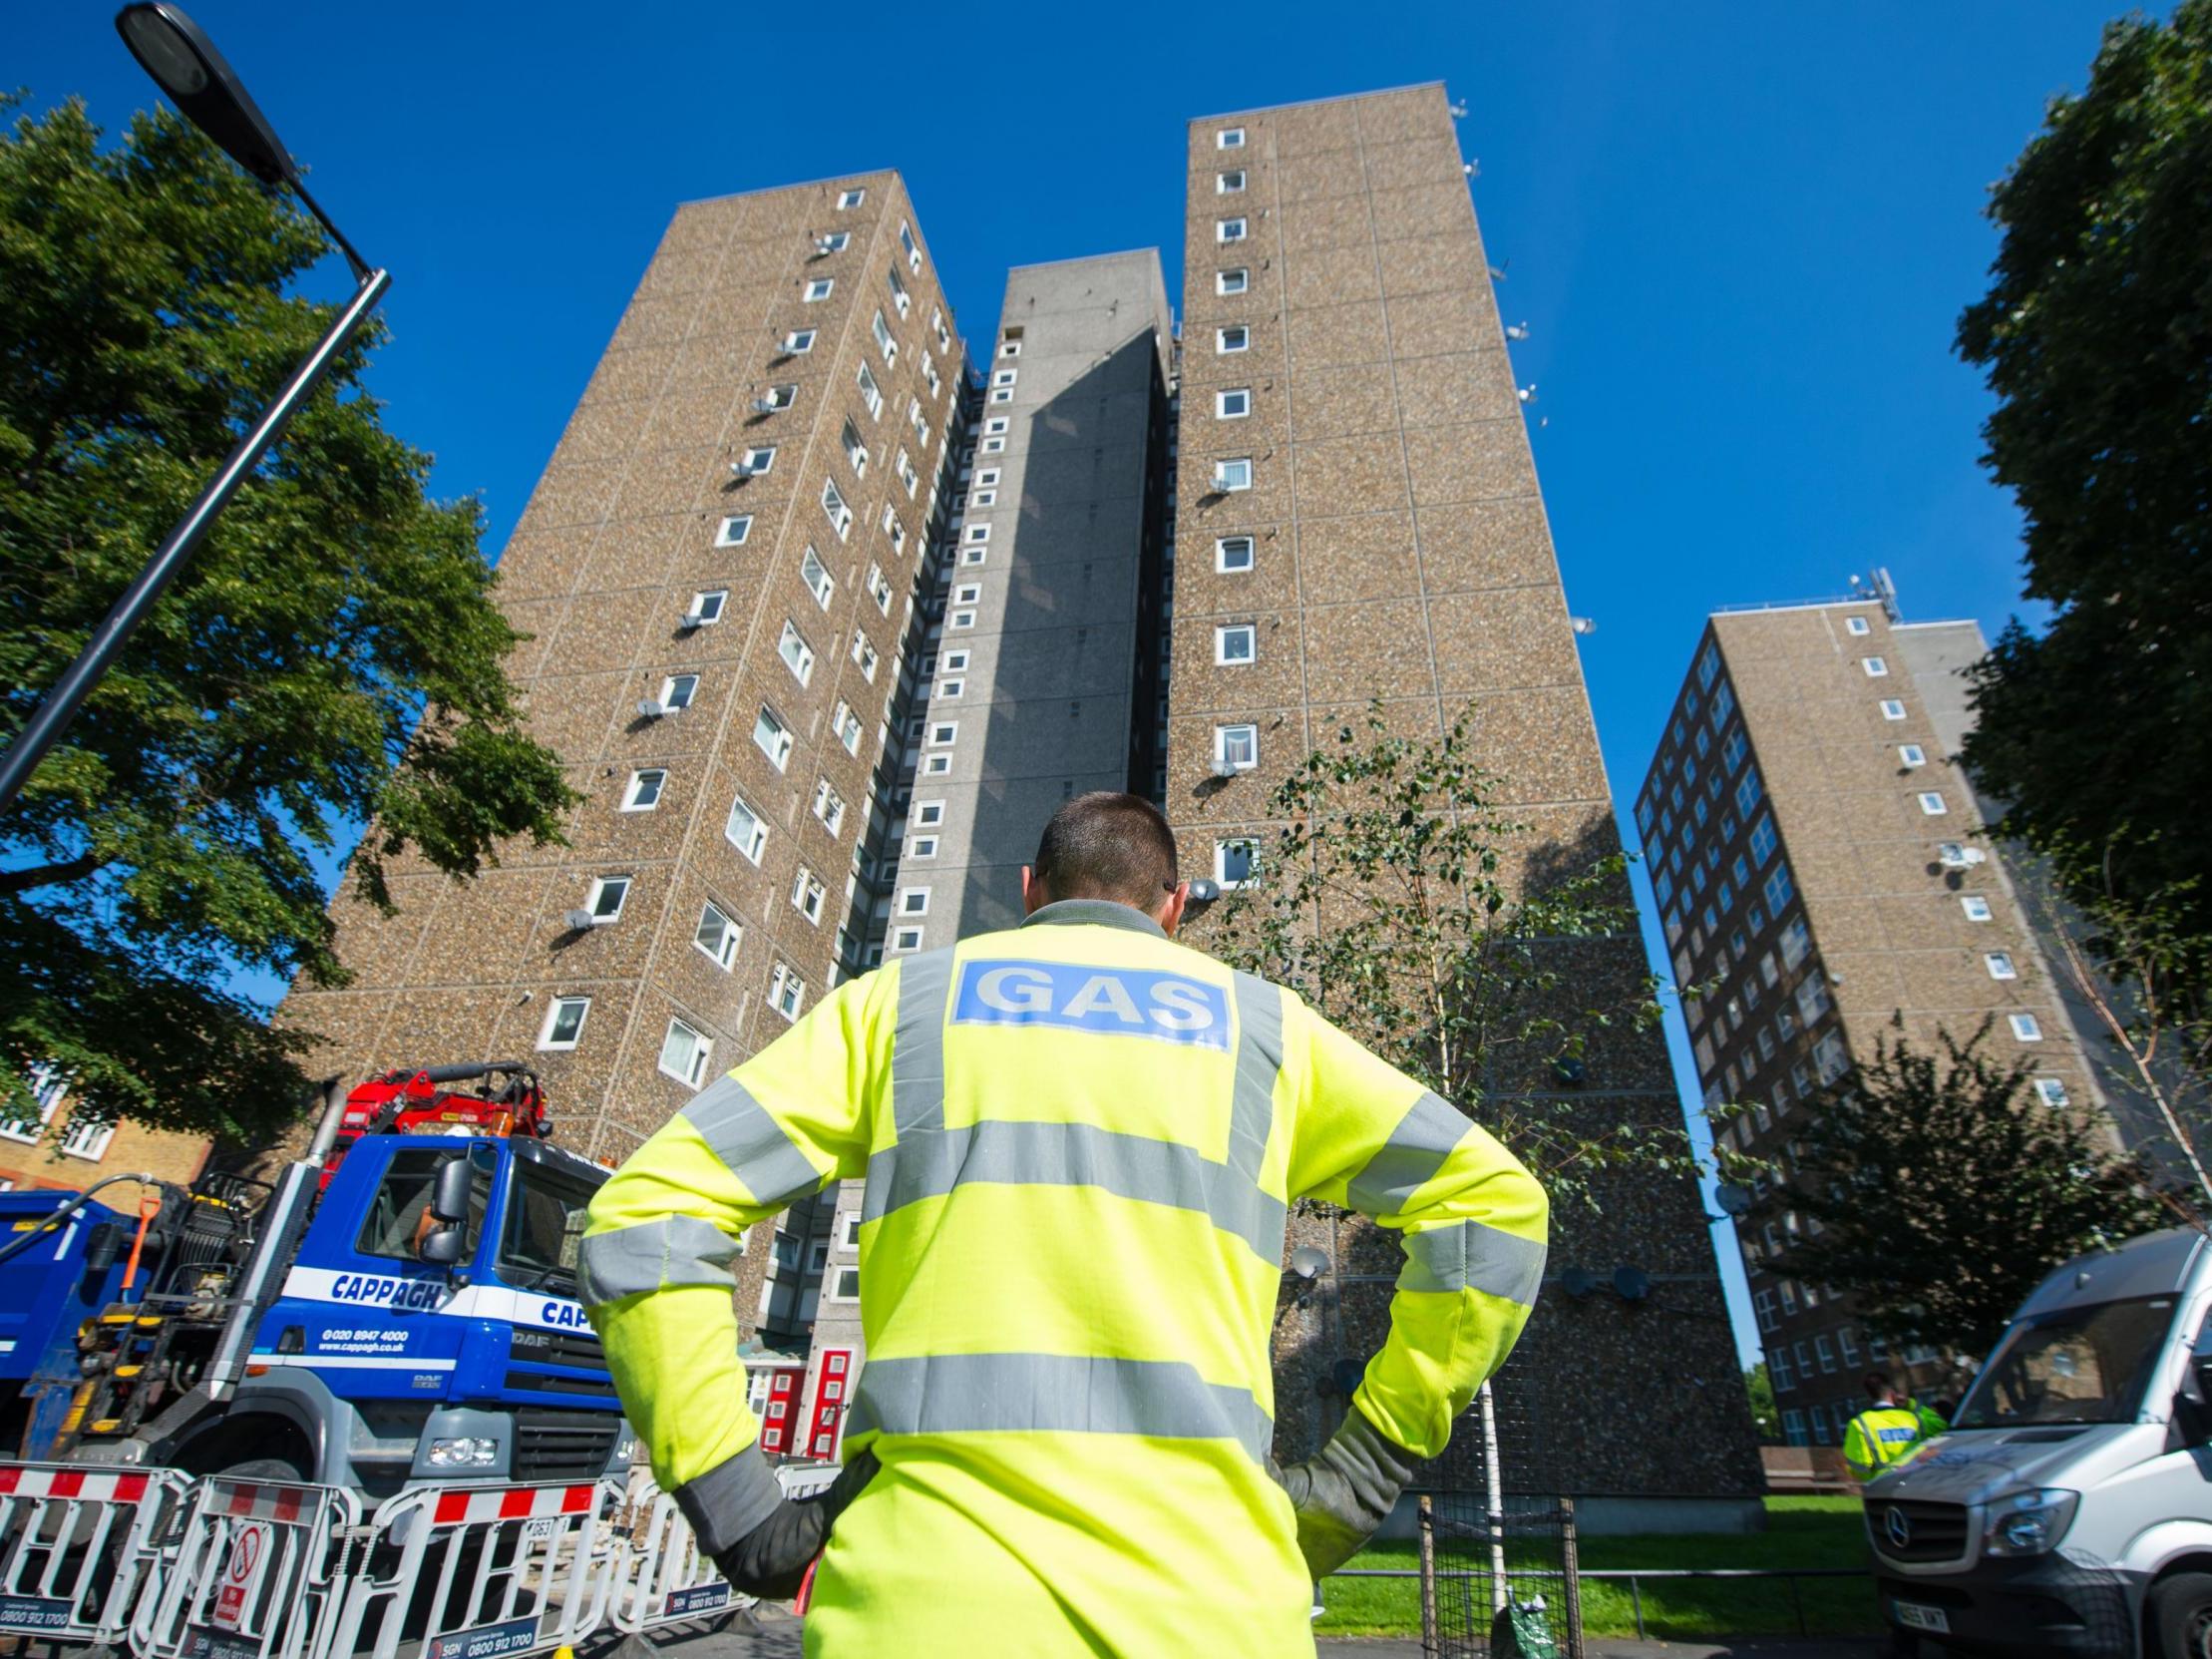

[0,1063,631,1495]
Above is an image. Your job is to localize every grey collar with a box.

[1018,898,1168,940]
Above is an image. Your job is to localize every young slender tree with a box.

[1208,706,1711,1211]
[0,99,576,1145]
[1769,1017,2169,1361]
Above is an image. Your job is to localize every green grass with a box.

[1315,1495,1885,1641]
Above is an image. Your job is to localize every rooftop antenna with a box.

[1516,384,1538,404]
[1488,259,1510,281]
[1462,160,1479,177]
[1504,321,1530,341]
[1449,100,1469,118]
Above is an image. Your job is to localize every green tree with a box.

[0,99,575,1145]
[1955,1,2212,996]
[1209,707,1719,1211]
[1742,1362,1778,1441]
[1769,1017,2168,1361]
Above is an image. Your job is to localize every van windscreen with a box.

[1954,1295,2175,1429]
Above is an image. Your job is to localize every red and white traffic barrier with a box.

[0,1459,191,1656]
[604,1469,749,1642]
[322,1478,622,1659]
[131,1473,361,1659]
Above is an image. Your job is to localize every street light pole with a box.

[0,4,388,815]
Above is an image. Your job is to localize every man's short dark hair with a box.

[1864,1371,1897,1400]
[1033,792,1180,910]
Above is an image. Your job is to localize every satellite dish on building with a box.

[636,698,666,719]
[1713,1183,1753,1217]
[1289,1246,1329,1282]
[563,909,597,934]
[1613,1266,1652,1303]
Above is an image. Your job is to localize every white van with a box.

[1864,1225,2212,1657]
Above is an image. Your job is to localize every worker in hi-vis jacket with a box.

[581,791,1549,1655]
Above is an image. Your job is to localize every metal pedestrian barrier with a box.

[320,1477,620,1659]
[605,1472,749,1641]
[132,1473,362,1659]
[0,1461,192,1656]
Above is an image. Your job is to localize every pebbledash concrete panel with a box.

[1172,84,1760,1524]
[278,87,1758,1517]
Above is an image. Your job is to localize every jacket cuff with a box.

[673,1444,785,1557]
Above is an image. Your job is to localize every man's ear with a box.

[1157,881,1190,938]
[1021,865,1045,915]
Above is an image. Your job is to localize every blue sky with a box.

[17,1,2129,1366]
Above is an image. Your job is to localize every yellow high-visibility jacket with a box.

[1843,1404,1926,1480]
[582,899,1548,1656]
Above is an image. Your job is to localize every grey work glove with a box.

[675,1445,881,1600]
[1270,1406,1420,1580]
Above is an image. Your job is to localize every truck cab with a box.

[1867,1226,2212,1658]
[202,1132,628,1494]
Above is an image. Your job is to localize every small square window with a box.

[1213,458,1253,492]
[1961,895,1993,922]
[695,903,740,970]
[1846,616,1870,635]
[715,515,752,548]
[540,996,590,1050]
[1216,325,1249,353]
[892,927,924,952]
[1218,127,1245,150]
[1899,744,1926,767]
[2034,1077,2070,1108]
[1216,838,1259,889]
[999,339,1021,358]
[949,610,975,630]
[969,489,997,507]
[658,1018,713,1088]
[974,469,1000,488]
[1863,656,1889,677]
[984,416,1010,436]
[1215,723,1259,772]
[585,874,631,923]
[763,383,796,410]
[1218,170,1246,194]
[623,769,666,811]
[941,650,970,672]
[899,888,929,916]
[724,794,768,863]
[991,368,1018,388]
[782,328,816,354]
[791,867,826,924]
[777,622,815,685]
[1217,218,1247,244]
[936,677,964,699]
[687,590,727,626]
[927,721,957,746]
[753,707,793,771]
[923,752,952,775]
[769,965,806,1020]
[1216,388,1250,419]
[980,437,1004,455]
[1215,623,1256,664]
[1918,791,1948,816]
[1216,536,1255,573]
[801,547,835,609]
[804,278,834,302]
[1986,952,2018,981]
[1217,267,1249,296]
[909,834,938,859]
[989,387,1012,405]
[964,524,991,544]
[1880,699,1907,720]
[2010,1013,2042,1041]
[953,583,981,606]
[837,188,866,208]
[660,673,697,712]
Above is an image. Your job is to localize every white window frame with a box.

[1918,791,1948,816]
[2010,1013,2043,1041]
[791,867,826,925]
[816,230,850,253]
[804,278,834,302]
[1218,126,1245,150]
[801,547,834,610]
[853,632,880,681]
[898,887,930,917]
[1216,324,1250,353]
[1845,616,1870,635]
[991,368,1017,388]
[1863,656,1889,677]
[1215,723,1259,772]
[935,677,964,700]
[687,589,727,626]
[778,622,815,686]
[58,1114,114,1162]
[892,926,923,952]
[857,363,884,418]
[813,776,846,837]
[715,515,752,548]
[1216,535,1255,573]
[1899,743,1926,767]
[753,706,794,772]
[1215,837,1259,890]
[837,188,865,209]
[1217,218,1247,243]
[660,673,697,712]
[1879,699,1907,720]
[1218,170,1247,195]
[585,874,631,923]
[739,445,776,476]
[1986,952,2019,981]
[724,793,768,863]
[2034,1076,2070,1108]
[622,769,666,811]
[915,800,945,828]
[927,721,958,747]
[1213,458,1253,492]
[782,328,816,354]
[941,649,970,673]
[658,1018,714,1088]
[922,752,951,774]
[540,996,590,1051]
[908,834,938,859]
[1215,623,1257,665]
[833,701,863,755]
[768,964,806,1021]
[1217,267,1249,295]
[695,902,740,970]
[1961,895,1994,922]
[822,478,853,540]
[952,583,981,606]
[1216,388,1251,419]
[869,565,893,614]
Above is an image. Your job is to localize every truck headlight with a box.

[426,1436,500,1468]
[1983,1488,2079,1557]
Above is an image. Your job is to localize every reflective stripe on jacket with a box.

[581,899,1549,1655]
[1843,1405,1926,1479]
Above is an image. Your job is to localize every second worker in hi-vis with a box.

[582,792,1548,1656]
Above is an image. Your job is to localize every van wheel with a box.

[2149,1571,2212,1659]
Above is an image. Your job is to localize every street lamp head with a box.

[116,3,295,187]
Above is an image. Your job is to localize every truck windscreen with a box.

[501,1163,592,1293]
[1954,1295,2177,1429]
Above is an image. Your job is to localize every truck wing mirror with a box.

[418,1226,467,1267]
[429,1156,474,1225]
